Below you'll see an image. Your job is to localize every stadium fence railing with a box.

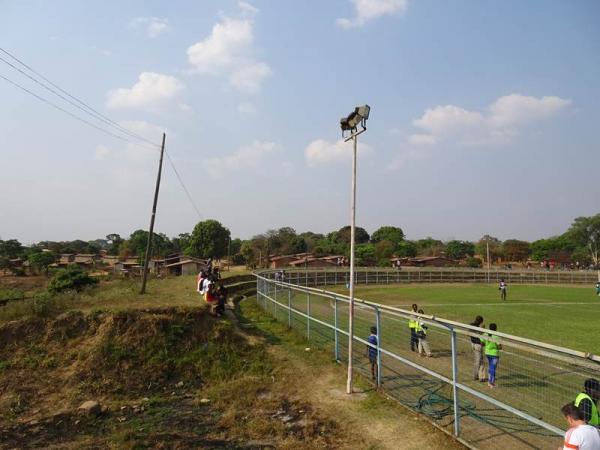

[253,270,600,450]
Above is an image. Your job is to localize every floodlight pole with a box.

[345,127,365,394]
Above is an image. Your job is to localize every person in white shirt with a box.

[560,402,600,450]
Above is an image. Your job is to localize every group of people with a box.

[469,315,502,388]
[197,266,227,317]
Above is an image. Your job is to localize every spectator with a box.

[560,402,600,450]
[215,283,227,317]
[197,270,206,293]
[470,315,486,382]
[416,309,432,358]
[499,279,507,301]
[595,282,600,297]
[366,326,378,382]
[482,323,502,388]
[575,379,600,427]
[408,304,419,352]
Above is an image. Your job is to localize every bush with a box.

[47,266,98,294]
[466,257,483,268]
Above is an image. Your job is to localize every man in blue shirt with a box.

[367,326,378,382]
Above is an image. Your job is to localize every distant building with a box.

[407,256,457,267]
[289,257,337,268]
[269,253,315,269]
[163,259,205,276]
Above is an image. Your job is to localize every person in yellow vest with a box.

[408,303,418,352]
[574,378,600,427]
[481,323,502,388]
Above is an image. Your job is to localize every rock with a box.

[77,400,101,417]
[305,347,311,352]
[175,381,184,388]
[142,397,150,403]
[199,398,210,404]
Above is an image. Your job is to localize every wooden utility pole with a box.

[140,133,166,294]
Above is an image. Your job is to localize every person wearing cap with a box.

[366,326,378,382]
[575,379,600,427]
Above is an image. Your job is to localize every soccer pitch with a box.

[328,283,600,354]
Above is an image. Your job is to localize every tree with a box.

[416,237,444,256]
[529,235,576,262]
[567,214,600,276]
[0,239,24,259]
[48,266,98,293]
[336,226,370,245]
[355,243,376,266]
[502,239,530,262]
[170,233,191,254]
[27,251,56,276]
[106,234,123,256]
[475,235,502,263]
[124,230,171,259]
[396,241,417,257]
[466,257,483,268]
[371,226,405,245]
[374,240,396,266]
[445,240,475,260]
[187,219,231,259]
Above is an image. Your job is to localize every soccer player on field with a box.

[499,279,507,301]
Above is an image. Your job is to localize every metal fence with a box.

[275,267,598,285]
[254,272,600,450]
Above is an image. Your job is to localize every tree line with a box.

[1,214,598,273]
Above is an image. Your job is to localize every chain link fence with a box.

[254,271,600,450]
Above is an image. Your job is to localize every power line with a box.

[164,151,202,218]
[1,46,202,220]
[0,72,158,151]
[0,46,160,148]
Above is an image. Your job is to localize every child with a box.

[367,326,378,382]
[482,323,502,388]
[416,309,433,357]
[499,279,507,301]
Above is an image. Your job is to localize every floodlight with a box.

[355,104,370,121]
[340,117,352,131]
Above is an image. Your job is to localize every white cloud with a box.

[94,144,110,160]
[186,2,271,93]
[304,139,373,167]
[178,103,193,113]
[337,0,408,29]
[238,102,257,115]
[229,62,272,93]
[410,94,571,146]
[106,72,184,110]
[129,17,170,38]
[206,140,279,177]
[387,147,428,171]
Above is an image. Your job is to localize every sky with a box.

[1,0,599,245]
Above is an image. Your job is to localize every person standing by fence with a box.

[470,315,486,382]
[408,303,419,352]
[366,326,378,381]
[482,323,502,388]
[416,309,432,357]
[575,379,600,427]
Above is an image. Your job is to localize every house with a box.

[114,261,142,276]
[163,259,205,276]
[407,256,457,267]
[101,255,120,266]
[318,255,346,266]
[390,257,411,268]
[73,254,101,264]
[289,257,338,268]
[269,255,299,269]
[269,253,315,269]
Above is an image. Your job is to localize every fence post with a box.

[288,289,292,328]
[274,282,277,318]
[450,327,461,437]
[375,306,382,387]
[334,296,339,361]
[307,293,311,340]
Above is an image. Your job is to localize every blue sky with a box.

[1,0,599,244]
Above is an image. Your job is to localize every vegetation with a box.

[47,266,98,294]
[2,213,599,270]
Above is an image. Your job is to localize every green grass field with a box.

[329,283,600,354]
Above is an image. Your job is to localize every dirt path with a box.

[233,299,465,450]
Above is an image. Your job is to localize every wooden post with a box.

[140,133,166,294]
